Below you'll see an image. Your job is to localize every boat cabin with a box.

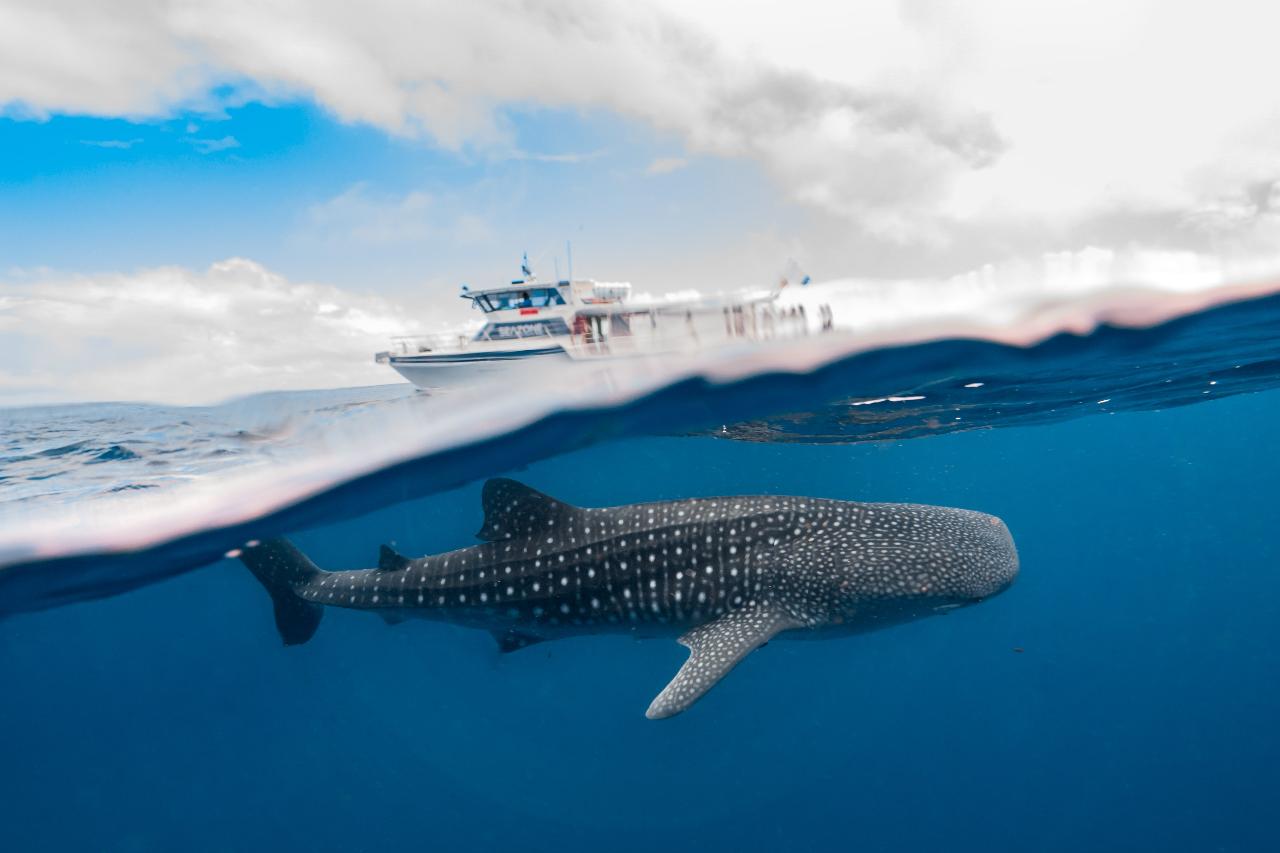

[461,275,631,343]
[469,286,566,313]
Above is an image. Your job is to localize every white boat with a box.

[376,258,820,390]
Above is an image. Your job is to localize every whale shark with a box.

[239,478,1019,718]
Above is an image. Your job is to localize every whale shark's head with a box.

[946,509,1019,601]
[825,504,1019,620]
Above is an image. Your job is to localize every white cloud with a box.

[0,258,419,405]
[0,1,205,117]
[307,183,493,246]
[80,137,143,149]
[646,157,688,175]
[660,0,1280,244]
[187,134,239,153]
[511,149,604,164]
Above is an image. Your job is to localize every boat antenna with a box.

[566,240,573,282]
[554,257,560,281]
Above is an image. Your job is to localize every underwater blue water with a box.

[3,379,1279,851]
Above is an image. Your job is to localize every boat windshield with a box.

[473,288,566,312]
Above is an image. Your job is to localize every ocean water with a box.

[2,282,1279,851]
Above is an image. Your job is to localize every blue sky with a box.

[0,99,789,297]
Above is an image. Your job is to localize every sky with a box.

[2,0,1280,404]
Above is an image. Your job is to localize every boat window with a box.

[474,288,566,312]
[609,313,633,336]
[476,318,571,340]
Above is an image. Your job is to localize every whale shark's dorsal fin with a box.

[377,544,410,572]
[646,603,801,720]
[477,478,582,542]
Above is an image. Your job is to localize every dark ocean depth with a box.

[3,383,1278,852]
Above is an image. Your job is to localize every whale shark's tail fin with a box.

[238,538,323,646]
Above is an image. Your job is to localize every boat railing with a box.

[564,300,822,359]
[384,320,572,355]
[383,332,475,355]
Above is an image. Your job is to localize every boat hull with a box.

[386,346,570,390]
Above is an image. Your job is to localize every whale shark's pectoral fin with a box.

[646,604,800,720]
[476,478,582,542]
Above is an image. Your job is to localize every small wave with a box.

[87,445,142,463]
[37,441,92,458]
